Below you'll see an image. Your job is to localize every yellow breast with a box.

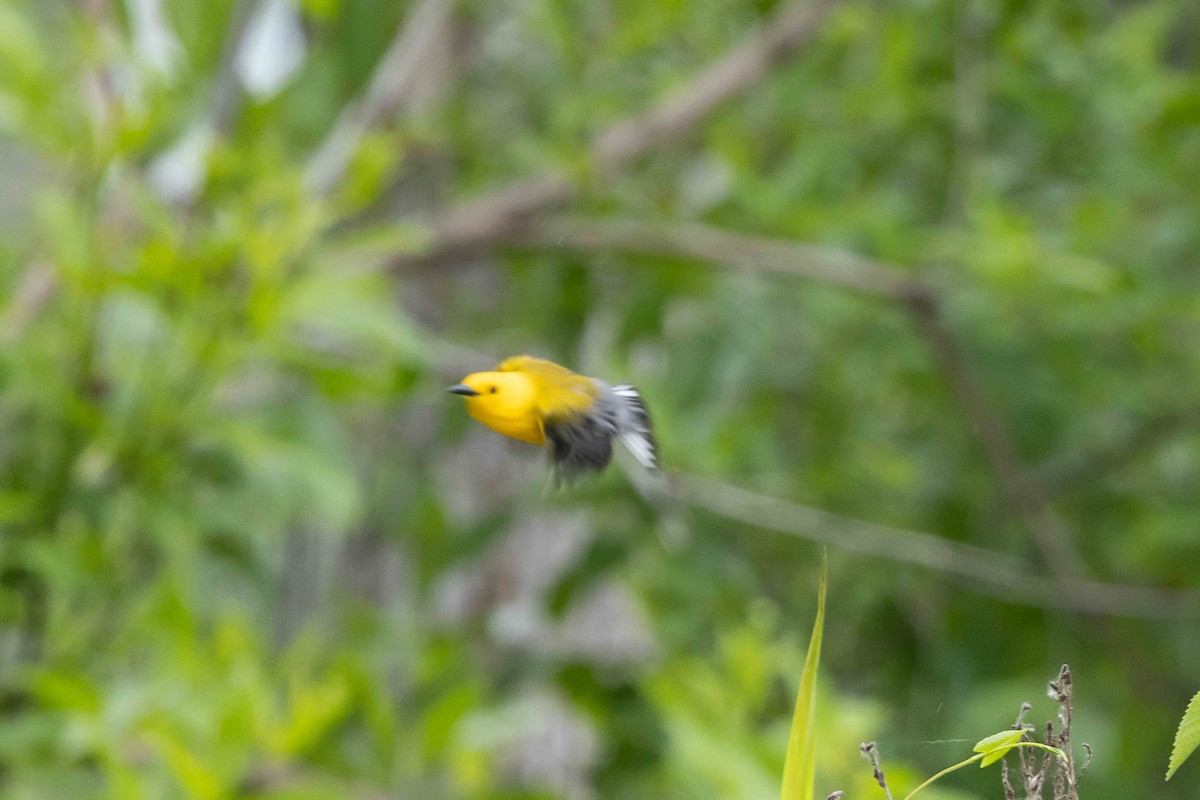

[456,358,601,447]
[466,397,545,445]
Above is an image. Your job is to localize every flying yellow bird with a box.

[448,355,658,478]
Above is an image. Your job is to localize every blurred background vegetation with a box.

[0,0,1198,797]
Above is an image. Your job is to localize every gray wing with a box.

[543,397,619,480]
[542,383,658,480]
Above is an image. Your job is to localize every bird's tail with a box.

[610,384,659,471]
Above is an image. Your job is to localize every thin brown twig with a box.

[1012,702,1044,800]
[1047,664,1082,800]
[391,0,840,267]
[1001,758,1017,800]
[860,742,895,800]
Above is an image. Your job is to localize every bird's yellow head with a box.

[448,370,535,402]
[447,370,543,444]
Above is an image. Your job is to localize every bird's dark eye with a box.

[489,386,497,394]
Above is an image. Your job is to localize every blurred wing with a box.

[611,384,659,471]
[543,406,618,481]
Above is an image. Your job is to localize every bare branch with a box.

[393,0,841,266]
[904,298,1088,579]
[428,330,1194,617]
[673,473,1200,618]
[1013,702,1037,799]
[860,742,895,800]
[1048,664,1080,800]
[1001,759,1017,800]
[501,215,925,301]
[496,214,1090,583]
[931,6,1087,580]
[421,207,1188,615]
[590,0,839,169]
[306,0,456,195]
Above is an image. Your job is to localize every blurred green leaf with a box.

[780,554,826,800]
[972,729,1026,768]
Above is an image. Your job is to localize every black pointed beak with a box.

[447,383,479,397]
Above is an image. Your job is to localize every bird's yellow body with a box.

[449,356,658,478]
[453,356,600,445]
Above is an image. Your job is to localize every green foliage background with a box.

[0,0,1197,797]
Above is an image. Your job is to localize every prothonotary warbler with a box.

[448,355,658,479]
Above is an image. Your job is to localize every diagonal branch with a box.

[305,0,456,195]
[499,215,1092,583]
[501,216,927,301]
[391,0,840,267]
[903,296,1087,579]
[427,330,1194,617]
[676,474,1199,618]
[588,0,838,169]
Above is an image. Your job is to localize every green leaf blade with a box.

[780,554,827,800]
[973,729,1026,767]
[1167,691,1200,780]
